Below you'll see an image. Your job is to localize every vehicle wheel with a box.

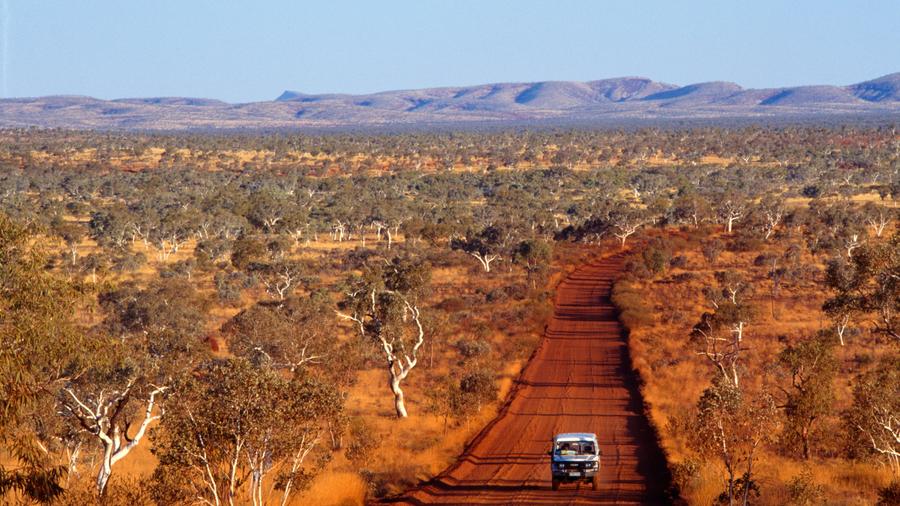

[552,479,560,491]
[592,474,600,491]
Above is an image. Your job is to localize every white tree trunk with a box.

[470,252,500,272]
[867,214,889,237]
[614,230,633,248]
[726,214,740,233]
[836,313,851,346]
[65,441,82,485]
[64,384,166,496]
[337,295,425,419]
[390,371,408,418]
[96,453,112,496]
[846,234,864,258]
[280,436,318,506]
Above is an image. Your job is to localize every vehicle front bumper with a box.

[551,463,599,481]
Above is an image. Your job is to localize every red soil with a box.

[394,254,672,505]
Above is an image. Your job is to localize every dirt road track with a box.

[394,254,672,505]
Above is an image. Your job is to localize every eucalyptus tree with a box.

[61,278,211,495]
[846,355,900,476]
[257,260,306,301]
[198,191,252,241]
[150,358,342,506]
[61,360,171,496]
[194,238,231,267]
[514,239,553,290]
[608,203,648,248]
[628,169,669,201]
[807,200,868,258]
[0,215,86,503]
[775,334,837,460]
[451,225,507,273]
[824,235,899,344]
[51,218,87,267]
[80,252,111,285]
[689,378,778,506]
[862,201,895,238]
[244,188,293,234]
[757,195,786,241]
[716,191,748,234]
[223,292,334,373]
[89,205,135,250]
[692,272,754,387]
[152,206,198,260]
[230,234,267,270]
[337,256,431,418]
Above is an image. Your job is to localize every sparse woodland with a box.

[0,125,898,505]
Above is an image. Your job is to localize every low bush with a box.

[485,287,508,302]
[359,464,421,500]
[345,417,380,463]
[504,283,529,300]
[785,469,825,506]
[642,240,673,275]
[729,235,765,252]
[435,296,468,313]
[701,239,724,264]
[456,338,492,361]
[671,272,697,283]
[754,252,778,267]
[612,282,655,328]
[459,368,499,412]
[670,255,688,269]
[877,481,900,506]
[624,259,652,279]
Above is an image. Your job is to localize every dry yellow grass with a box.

[41,232,590,504]
[297,471,368,506]
[20,138,804,178]
[617,228,896,504]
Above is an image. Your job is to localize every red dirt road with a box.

[396,255,672,505]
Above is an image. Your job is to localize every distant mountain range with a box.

[1,73,898,130]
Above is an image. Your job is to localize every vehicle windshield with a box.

[554,441,596,456]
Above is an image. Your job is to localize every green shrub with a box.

[459,368,499,412]
[642,241,672,275]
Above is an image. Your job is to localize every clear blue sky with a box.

[2,0,898,102]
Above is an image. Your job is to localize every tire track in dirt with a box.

[392,254,672,505]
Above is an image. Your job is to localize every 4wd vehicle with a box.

[548,432,601,491]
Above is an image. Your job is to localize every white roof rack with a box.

[554,432,597,441]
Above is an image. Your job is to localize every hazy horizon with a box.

[1,0,898,102]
